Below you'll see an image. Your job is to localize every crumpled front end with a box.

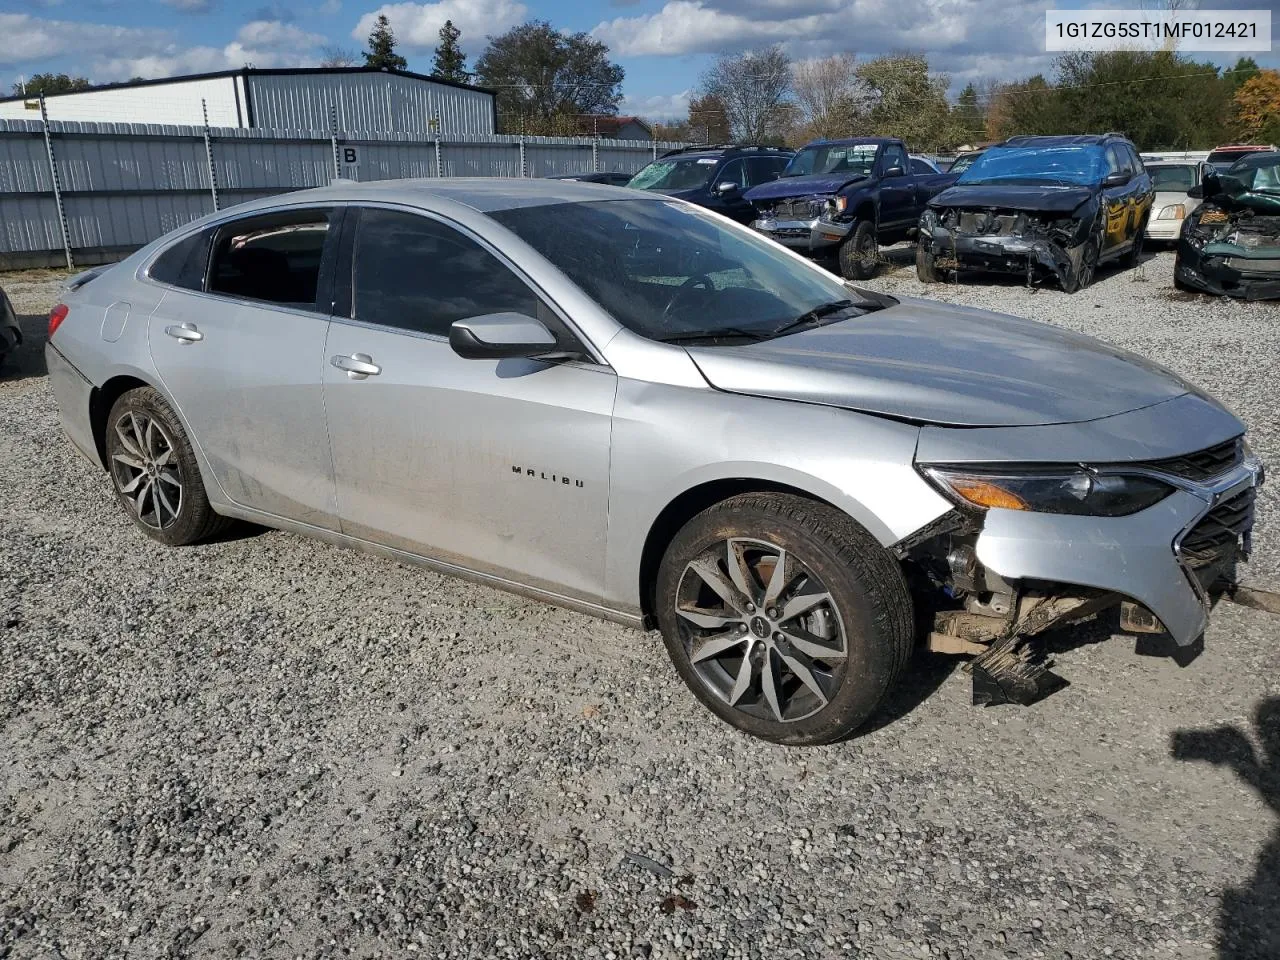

[1176,202,1280,300]
[750,195,852,251]
[899,404,1264,703]
[919,205,1087,288]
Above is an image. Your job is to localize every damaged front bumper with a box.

[975,454,1263,646]
[920,221,1079,287]
[1175,241,1280,300]
[750,216,851,252]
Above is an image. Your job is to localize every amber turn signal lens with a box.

[947,477,1029,511]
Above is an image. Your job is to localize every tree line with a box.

[655,46,1280,153]
[14,17,1279,151]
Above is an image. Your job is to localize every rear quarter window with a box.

[148,229,213,291]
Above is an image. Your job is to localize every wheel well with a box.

[637,479,836,626]
[89,375,150,469]
[853,201,876,225]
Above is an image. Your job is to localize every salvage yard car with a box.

[1175,152,1280,300]
[917,134,1154,292]
[1144,160,1208,244]
[47,179,1263,745]
[625,145,793,223]
[744,137,957,280]
[0,284,20,367]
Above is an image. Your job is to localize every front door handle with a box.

[164,322,203,343]
[330,353,381,379]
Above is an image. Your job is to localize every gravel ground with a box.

[1,252,1278,960]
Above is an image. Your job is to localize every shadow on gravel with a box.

[1172,697,1280,960]
[0,314,49,382]
[848,650,958,740]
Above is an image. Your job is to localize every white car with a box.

[1145,161,1209,243]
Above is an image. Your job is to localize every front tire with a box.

[105,387,231,546]
[1064,236,1099,293]
[655,493,913,745]
[916,242,940,283]
[838,220,879,281]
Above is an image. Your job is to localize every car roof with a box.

[242,177,658,214]
[805,137,897,147]
[999,135,1127,149]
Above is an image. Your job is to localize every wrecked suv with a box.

[918,134,1154,292]
[1175,151,1280,300]
[48,179,1262,746]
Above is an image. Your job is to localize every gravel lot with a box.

[1,250,1278,960]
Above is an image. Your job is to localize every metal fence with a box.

[0,102,683,270]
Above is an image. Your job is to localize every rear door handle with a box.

[164,322,203,343]
[330,353,381,379]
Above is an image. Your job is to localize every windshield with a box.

[490,199,885,343]
[1149,164,1198,192]
[1221,157,1280,194]
[627,157,718,191]
[783,143,878,178]
[957,145,1108,186]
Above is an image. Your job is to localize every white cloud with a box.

[621,89,692,120]
[592,0,1056,82]
[317,0,342,12]
[352,0,527,55]
[161,0,216,11]
[0,13,171,67]
[90,20,326,81]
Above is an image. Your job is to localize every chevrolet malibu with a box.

[47,179,1262,745]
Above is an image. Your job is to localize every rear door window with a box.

[207,209,335,310]
[148,229,213,291]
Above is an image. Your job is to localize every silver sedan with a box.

[47,179,1263,744]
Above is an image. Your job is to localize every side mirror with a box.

[1186,184,1204,199]
[449,312,558,360]
[715,181,739,196]
[1199,171,1221,196]
[884,165,905,178]
[1103,171,1132,188]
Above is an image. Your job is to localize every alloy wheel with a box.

[673,537,848,723]
[109,411,183,530]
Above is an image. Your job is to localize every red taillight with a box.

[48,303,69,339]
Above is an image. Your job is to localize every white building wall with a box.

[0,76,241,126]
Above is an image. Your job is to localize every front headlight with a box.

[1156,204,1186,221]
[822,196,847,220]
[920,466,1173,517]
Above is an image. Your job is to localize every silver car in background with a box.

[46,179,1262,744]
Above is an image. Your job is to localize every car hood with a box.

[1154,190,1192,207]
[745,173,868,202]
[929,183,1095,214]
[683,298,1192,427]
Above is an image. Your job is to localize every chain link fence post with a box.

[38,94,74,270]
[518,138,527,177]
[434,136,443,178]
[592,137,599,172]
[330,103,341,182]
[201,99,220,211]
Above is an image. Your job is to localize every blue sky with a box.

[2,0,1276,119]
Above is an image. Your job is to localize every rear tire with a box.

[916,242,940,283]
[838,220,879,281]
[655,493,913,746]
[105,387,232,546]
[1125,218,1147,268]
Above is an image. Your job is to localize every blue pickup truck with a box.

[744,137,958,279]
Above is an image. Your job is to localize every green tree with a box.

[13,74,91,97]
[854,55,963,151]
[686,93,731,144]
[1226,56,1260,93]
[476,21,624,135]
[363,13,408,71]
[953,82,985,145]
[432,19,468,82]
[986,75,1071,140]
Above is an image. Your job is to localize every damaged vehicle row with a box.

[915,134,1154,292]
[47,178,1263,744]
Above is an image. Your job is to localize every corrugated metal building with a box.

[0,67,497,135]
